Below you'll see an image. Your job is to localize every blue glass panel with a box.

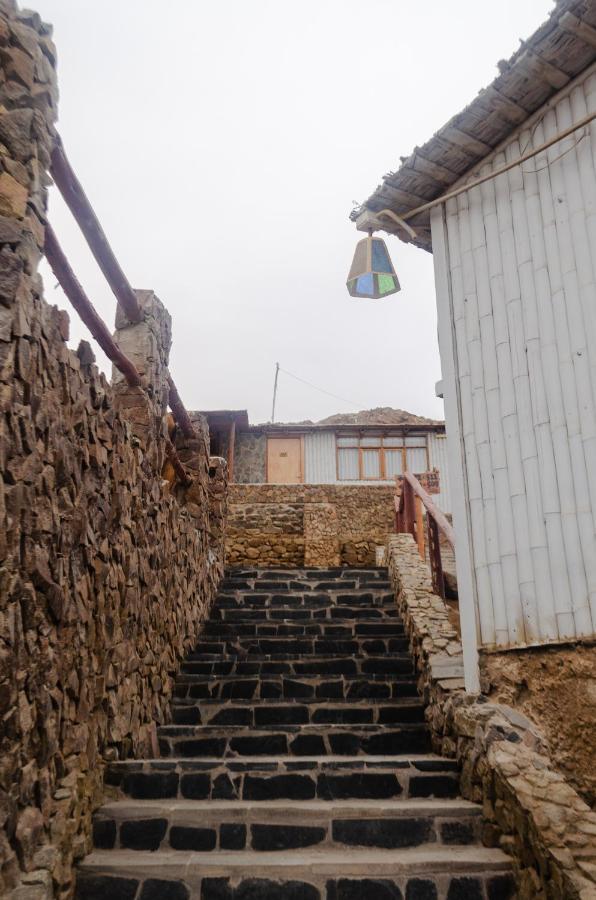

[371,239,392,273]
[355,273,374,295]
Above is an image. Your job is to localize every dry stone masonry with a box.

[387,534,596,900]
[0,3,229,896]
[227,484,395,569]
[76,567,515,899]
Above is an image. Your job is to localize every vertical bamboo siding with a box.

[431,67,596,649]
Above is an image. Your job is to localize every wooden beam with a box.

[520,49,570,90]
[50,139,142,324]
[228,419,236,482]
[44,223,141,387]
[559,11,596,49]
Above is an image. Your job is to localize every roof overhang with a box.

[249,422,445,434]
[194,410,250,430]
[351,0,596,252]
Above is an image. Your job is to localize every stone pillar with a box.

[112,288,171,471]
[304,502,340,568]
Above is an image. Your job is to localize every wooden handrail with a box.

[403,472,455,549]
[47,133,200,486]
[165,438,193,487]
[167,375,197,439]
[395,471,454,599]
[50,139,142,324]
[44,223,142,387]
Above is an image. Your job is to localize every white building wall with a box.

[428,433,451,514]
[431,66,596,652]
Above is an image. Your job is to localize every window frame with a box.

[335,432,429,481]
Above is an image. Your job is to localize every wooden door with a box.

[267,437,303,483]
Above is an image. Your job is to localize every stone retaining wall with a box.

[387,534,596,899]
[0,5,228,897]
[226,483,394,568]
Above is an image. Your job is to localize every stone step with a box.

[173,673,419,701]
[201,622,406,638]
[215,592,396,608]
[169,699,426,727]
[226,568,389,579]
[181,655,414,677]
[76,847,515,900]
[105,756,460,802]
[210,606,401,621]
[193,637,410,656]
[157,724,432,758]
[92,798,483,854]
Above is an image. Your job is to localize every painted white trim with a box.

[431,203,481,692]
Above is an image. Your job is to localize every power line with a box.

[278,366,364,410]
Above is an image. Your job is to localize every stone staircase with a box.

[76,568,515,900]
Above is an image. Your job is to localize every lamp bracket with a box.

[355,207,417,240]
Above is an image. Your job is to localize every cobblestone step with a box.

[104,756,460,802]
[173,673,419,700]
[92,798,484,853]
[157,724,432,758]
[76,847,515,899]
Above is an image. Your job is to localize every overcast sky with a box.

[35,0,553,424]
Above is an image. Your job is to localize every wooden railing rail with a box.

[395,471,454,598]
[45,136,199,483]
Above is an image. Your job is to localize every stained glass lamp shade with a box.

[346,234,400,299]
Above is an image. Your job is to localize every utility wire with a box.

[278,366,364,410]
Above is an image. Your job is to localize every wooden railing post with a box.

[394,471,454,598]
[414,494,425,560]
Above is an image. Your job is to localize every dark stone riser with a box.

[76,872,517,900]
[210,607,402,622]
[181,657,415,677]
[169,701,426,727]
[157,726,433,758]
[173,675,419,701]
[201,623,406,638]
[193,638,411,656]
[93,812,482,853]
[216,593,395,608]
[105,763,460,802]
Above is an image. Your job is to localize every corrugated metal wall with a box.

[428,433,451,514]
[431,67,596,649]
[304,431,336,483]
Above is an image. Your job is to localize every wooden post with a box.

[228,419,236,482]
[414,494,425,560]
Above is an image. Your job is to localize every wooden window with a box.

[335,433,429,481]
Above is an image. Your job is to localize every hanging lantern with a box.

[346,232,400,299]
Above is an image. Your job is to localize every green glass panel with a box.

[378,273,396,294]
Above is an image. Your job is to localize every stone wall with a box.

[226,483,394,567]
[0,5,228,897]
[387,534,596,899]
[233,431,266,483]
